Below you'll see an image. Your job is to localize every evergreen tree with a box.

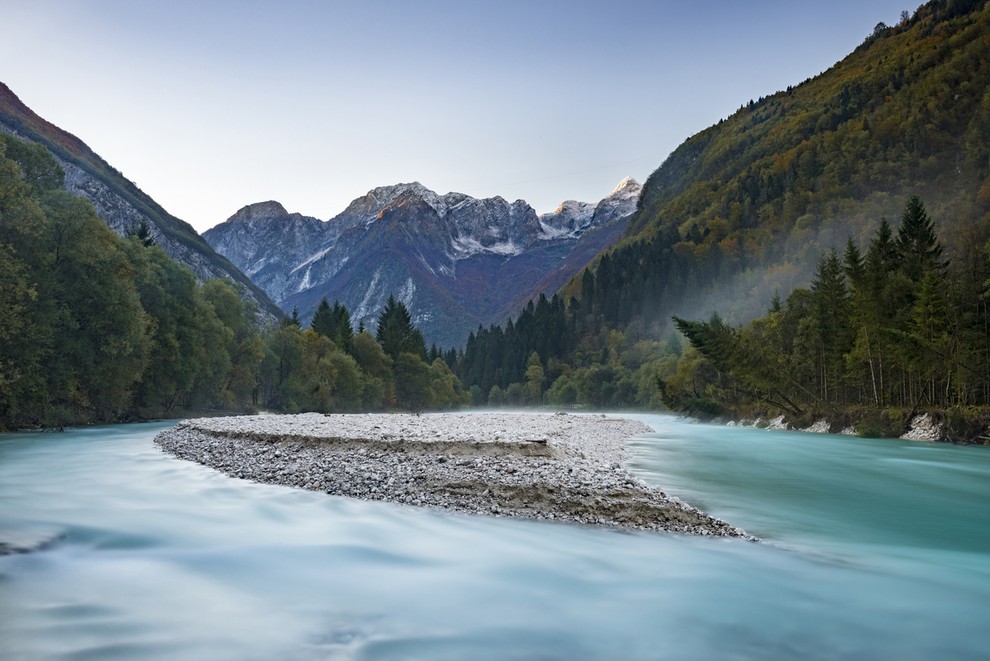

[375,295,426,359]
[810,249,852,402]
[909,270,952,403]
[843,238,865,289]
[310,298,334,338]
[328,300,354,352]
[896,195,946,283]
[769,290,783,313]
[129,219,155,247]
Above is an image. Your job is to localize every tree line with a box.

[0,134,466,431]
[455,286,678,410]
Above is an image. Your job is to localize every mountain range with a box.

[0,80,641,346]
[205,177,641,346]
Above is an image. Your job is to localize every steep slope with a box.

[0,82,282,318]
[206,179,641,346]
[568,0,990,333]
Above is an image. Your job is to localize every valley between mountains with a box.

[3,0,990,438]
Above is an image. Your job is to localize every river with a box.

[1,415,988,660]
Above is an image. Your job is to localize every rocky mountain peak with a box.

[370,181,444,210]
[611,176,639,194]
[540,177,641,239]
[541,200,595,228]
[590,177,642,226]
[335,181,445,223]
[229,201,289,223]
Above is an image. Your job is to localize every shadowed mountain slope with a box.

[0,82,281,318]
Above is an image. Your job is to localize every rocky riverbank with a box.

[155,412,751,538]
[725,409,990,444]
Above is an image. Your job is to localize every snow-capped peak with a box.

[611,176,639,195]
[356,181,451,218]
[539,177,641,239]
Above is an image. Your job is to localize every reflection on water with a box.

[1,416,988,659]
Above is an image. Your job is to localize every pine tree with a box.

[375,295,426,360]
[310,298,334,338]
[328,300,353,352]
[909,270,952,403]
[896,196,946,283]
[127,219,155,247]
[843,237,865,289]
[811,249,852,402]
[769,290,783,313]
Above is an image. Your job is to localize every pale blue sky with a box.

[2,0,912,231]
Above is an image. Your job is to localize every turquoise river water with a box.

[1,415,988,660]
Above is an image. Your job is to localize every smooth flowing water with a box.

[1,416,988,660]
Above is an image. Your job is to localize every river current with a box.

[1,415,988,660]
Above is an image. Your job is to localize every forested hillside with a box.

[0,135,465,431]
[0,82,281,318]
[621,0,990,326]
[455,0,990,419]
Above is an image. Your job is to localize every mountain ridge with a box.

[206,178,641,346]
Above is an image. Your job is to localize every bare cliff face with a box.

[205,178,642,347]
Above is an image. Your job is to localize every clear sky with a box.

[2,0,912,232]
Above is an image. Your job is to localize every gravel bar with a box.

[154,412,751,538]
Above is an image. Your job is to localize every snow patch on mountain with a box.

[354,267,383,321]
[398,277,416,308]
[297,266,312,293]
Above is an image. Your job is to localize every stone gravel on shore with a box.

[154,412,751,538]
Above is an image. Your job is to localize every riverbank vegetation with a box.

[0,135,466,431]
[661,196,990,440]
